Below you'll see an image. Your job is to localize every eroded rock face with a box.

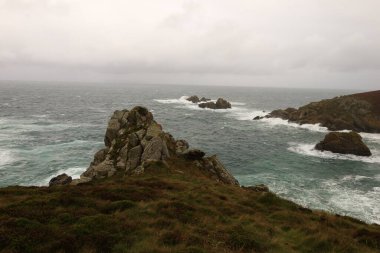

[49,174,72,186]
[199,98,232,109]
[266,91,380,133]
[69,106,239,186]
[315,131,371,156]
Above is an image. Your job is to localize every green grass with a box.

[0,158,379,252]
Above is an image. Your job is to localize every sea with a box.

[0,82,379,224]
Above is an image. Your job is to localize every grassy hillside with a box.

[0,158,379,253]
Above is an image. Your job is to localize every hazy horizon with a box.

[1,0,379,89]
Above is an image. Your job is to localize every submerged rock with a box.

[49,174,72,186]
[315,131,371,156]
[65,106,239,186]
[199,98,232,109]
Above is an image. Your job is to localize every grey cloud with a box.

[0,0,379,89]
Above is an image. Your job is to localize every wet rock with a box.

[199,98,231,109]
[186,95,200,103]
[200,97,211,102]
[49,174,72,186]
[315,131,371,156]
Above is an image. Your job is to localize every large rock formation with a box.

[315,131,372,156]
[199,98,232,109]
[71,106,238,185]
[266,90,380,133]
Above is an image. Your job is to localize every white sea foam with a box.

[0,149,14,167]
[260,117,329,132]
[40,167,85,186]
[322,179,380,224]
[288,142,380,164]
[154,96,192,104]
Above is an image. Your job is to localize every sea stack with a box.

[198,98,232,109]
[69,106,239,185]
[315,131,372,156]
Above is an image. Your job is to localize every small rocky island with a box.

[315,131,372,156]
[186,95,232,109]
[265,90,380,133]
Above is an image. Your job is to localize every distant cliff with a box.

[267,90,380,133]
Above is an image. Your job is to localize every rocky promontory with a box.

[71,106,238,185]
[315,131,372,156]
[266,90,380,133]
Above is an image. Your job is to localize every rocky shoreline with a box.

[263,90,380,133]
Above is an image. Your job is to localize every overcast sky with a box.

[0,0,379,89]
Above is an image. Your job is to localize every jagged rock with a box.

[315,131,371,156]
[175,140,189,154]
[267,91,380,133]
[186,95,200,103]
[55,106,238,186]
[181,149,205,160]
[49,174,72,186]
[199,98,231,109]
[215,98,232,109]
[195,155,239,185]
[126,145,143,171]
[253,116,264,120]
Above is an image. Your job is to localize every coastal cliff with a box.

[267,90,380,133]
[0,107,379,252]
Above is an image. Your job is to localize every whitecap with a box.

[260,118,329,132]
[287,142,380,164]
[0,149,14,167]
[321,179,380,224]
[154,96,191,104]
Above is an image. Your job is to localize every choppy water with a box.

[0,82,379,224]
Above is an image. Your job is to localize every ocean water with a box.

[1,82,379,224]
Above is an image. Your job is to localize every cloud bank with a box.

[0,0,379,89]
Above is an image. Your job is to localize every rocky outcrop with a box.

[199,98,232,109]
[49,174,72,186]
[186,95,211,103]
[315,131,371,156]
[69,106,239,186]
[266,90,380,133]
[186,95,200,103]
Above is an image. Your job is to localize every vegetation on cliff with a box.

[267,90,380,133]
[1,163,380,253]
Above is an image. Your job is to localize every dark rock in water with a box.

[65,106,239,186]
[199,101,216,109]
[216,98,232,109]
[200,97,211,102]
[186,95,200,103]
[49,174,72,186]
[181,149,206,160]
[199,98,232,109]
[243,184,269,192]
[315,131,371,156]
[253,116,264,120]
[266,90,380,133]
